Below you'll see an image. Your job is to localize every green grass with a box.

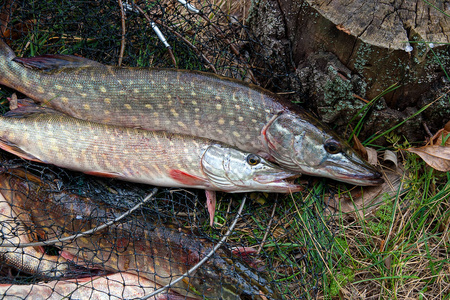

[320,110,450,299]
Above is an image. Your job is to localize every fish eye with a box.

[324,140,342,154]
[246,154,261,166]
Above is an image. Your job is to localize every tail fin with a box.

[0,39,16,61]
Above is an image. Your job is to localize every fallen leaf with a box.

[428,121,450,146]
[8,93,17,110]
[366,147,378,165]
[383,150,398,167]
[407,146,450,172]
[327,167,403,217]
[352,135,368,160]
[445,120,450,131]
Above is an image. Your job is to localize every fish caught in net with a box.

[0,1,336,299]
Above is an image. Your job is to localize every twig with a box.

[352,93,370,104]
[117,0,126,66]
[139,196,247,300]
[257,200,277,255]
[423,122,433,138]
[0,188,158,248]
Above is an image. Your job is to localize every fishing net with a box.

[0,1,334,299]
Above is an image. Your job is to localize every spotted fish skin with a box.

[0,106,300,194]
[0,272,197,300]
[0,40,383,186]
[1,170,282,300]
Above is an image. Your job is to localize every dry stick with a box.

[256,200,277,255]
[133,1,216,73]
[140,196,247,300]
[0,188,158,248]
[117,0,126,66]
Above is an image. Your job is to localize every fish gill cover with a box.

[0,1,335,299]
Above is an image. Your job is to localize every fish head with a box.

[201,145,301,193]
[263,112,383,186]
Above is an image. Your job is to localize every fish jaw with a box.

[252,171,302,193]
[316,152,384,186]
[201,144,302,193]
[263,112,384,186]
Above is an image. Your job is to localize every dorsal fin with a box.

[12,54,105,74]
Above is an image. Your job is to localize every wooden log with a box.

[249,0,450,142]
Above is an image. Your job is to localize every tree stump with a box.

[249,0,450,142]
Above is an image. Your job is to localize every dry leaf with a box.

[352,135,367,160]
[383,150,398,167]
[366,147,378,165]
[327,168,403,217]
[407,146,450,172]
[444,120,450,131]
[428,121,450,146]
[8,93,17,110]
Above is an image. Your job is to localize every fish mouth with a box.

[335,171,384,186]
[254,172,303,192]
[329,152,385,186]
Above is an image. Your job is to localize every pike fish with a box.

[0,191,68,278]
[0,169,283,300]
[0,39,383,186]
[0,105,301,225]
[0,272,198,300]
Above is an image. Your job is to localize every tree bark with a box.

[249,0,450,142]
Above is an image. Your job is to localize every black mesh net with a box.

[0,1,334,299]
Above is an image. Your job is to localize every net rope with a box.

[0,1,334,299]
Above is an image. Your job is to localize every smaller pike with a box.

[1,170,283,300]
[0,105,301,225]
[0,272,197,300]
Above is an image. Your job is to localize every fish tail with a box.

[0,39,16,61]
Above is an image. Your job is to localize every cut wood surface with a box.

[249,0,450,142]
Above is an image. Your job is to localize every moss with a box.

[354,43,373,73]
[366,194,394,236]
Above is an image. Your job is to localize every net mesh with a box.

[0,1,334,299]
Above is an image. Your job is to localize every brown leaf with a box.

[383,150,398,167]
[352,135,368,160]
[407,146,450,172]
[327,168,403,217]
[366,147,378,165]
[444,120,450,132]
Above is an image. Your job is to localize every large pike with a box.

[0,105,300,225]
[0,40,382,186]
[0,169,282,300]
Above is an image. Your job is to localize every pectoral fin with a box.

[205,190,216,227]
[169,169,209,186]
[0,139,44,163]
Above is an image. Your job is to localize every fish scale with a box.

[0,39,383,186]
[0,106,300,194]
[0,170,282,299]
